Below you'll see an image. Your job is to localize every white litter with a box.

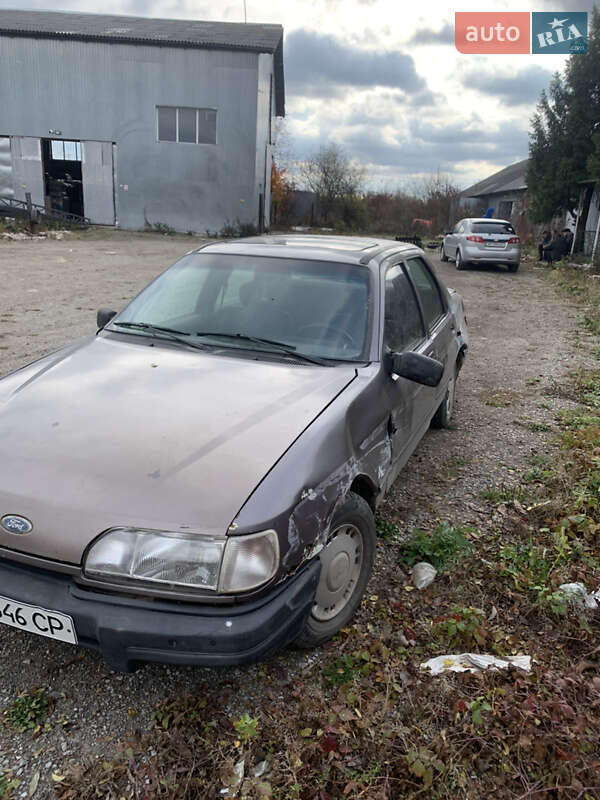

[558,582,599,610]
[252,760,270,778]
[412,562,437,589]
[421,653,531,675]
[220,758,245,797]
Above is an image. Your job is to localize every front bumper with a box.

[0,556,321,672]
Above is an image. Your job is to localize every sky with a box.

[1,0,595,191]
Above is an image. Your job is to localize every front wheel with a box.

[455,249,466,270]
[295,492,376,648]
[440,244,449,262]
[431,363,458,428]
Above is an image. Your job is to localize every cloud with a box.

[407,22,453,46]
[291,117,529,185]
[284,28,426,98]
[539,0,596,13]
[459,64,554,106]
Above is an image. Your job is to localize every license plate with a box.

[485,243,505,249]
[0,595,77,644]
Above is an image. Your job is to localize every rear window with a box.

[472,222,515,234]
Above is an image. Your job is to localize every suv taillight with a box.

[466,235,484,243]
[508,237,520,244]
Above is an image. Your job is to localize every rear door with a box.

[405,255,456,430]
[445,220,464,257]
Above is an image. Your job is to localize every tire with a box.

[440,244,449,262]
[508,262,519,273]
[455,249,466,270]
[295,492,376,648]
[431,362,458,429]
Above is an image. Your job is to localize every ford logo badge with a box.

[1,515,33,534]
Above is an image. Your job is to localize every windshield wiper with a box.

[195,332,331,366]
[110,321,209,351]
[112,321,190,336]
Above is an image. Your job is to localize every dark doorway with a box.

[41,139,84,217]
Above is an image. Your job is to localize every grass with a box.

[398,523,472,571]
[375,518,400,540]
[3,688,51,733]
[0,774,20,799]
[480,483,527,504]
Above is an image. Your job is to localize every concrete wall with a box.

[0,36,271,232]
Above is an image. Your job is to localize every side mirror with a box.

[97,308,117,329]
[392,352,444,387]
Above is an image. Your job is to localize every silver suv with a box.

[441,218,520,272]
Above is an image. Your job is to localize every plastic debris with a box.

[412,562,437,589]
[252,760,270,778]
[558,583,599,610]
[220,758,245,797]
[421,653,531,675]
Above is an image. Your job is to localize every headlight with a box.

[84,527,279,594]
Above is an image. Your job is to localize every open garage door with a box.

[82,141,115,225]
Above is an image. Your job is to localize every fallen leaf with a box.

[29,771,40,796]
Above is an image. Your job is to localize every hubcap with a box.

[312,524,363,621]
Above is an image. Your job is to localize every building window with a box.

[50,140,81,161]
[498,200,514,218]
[157,106,217,144]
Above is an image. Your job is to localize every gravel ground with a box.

[0,232,592,798]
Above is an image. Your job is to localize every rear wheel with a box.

[507,262,519,273]
[440,244,449,262]
[455,249,466,270]
[295,492,376,648]
[431,363,458,428]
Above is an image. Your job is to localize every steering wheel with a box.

[297,323,356,349]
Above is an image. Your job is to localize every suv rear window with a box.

[472,222,515,234]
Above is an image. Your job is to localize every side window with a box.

[383,264,425,353]
[406,257,446,330]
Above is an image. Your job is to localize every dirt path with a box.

[0,235,590,798]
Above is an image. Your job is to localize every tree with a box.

[299,143,367,223]
[270,161,295,227]
[527,8,600,249]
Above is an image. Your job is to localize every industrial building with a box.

[0,9,284,232]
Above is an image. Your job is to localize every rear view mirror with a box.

[392,352,444,387]
[97,308,117,329]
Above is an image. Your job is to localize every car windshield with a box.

[111,253,372,362]
[471,222,515,234]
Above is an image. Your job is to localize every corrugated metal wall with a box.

[0,36,272,232]
[0,137,14,198]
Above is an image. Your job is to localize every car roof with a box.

[193,234,419,266]
[463,218,513,224]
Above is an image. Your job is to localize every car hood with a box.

[0,335,356,564]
